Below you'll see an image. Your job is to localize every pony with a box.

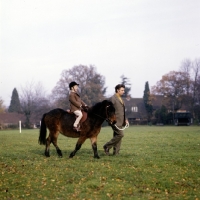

[38,100,116,159]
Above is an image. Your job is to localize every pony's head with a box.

[89,100,116,125]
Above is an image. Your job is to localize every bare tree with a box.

[0,97,6,113]
[191,59,200,101]
[180,59,192,95]
[196,75,200,105]
[179,58,200,119]
[190,59,200,118]
[195,75,200,122]
[20,81,51,128]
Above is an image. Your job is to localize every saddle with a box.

[66,110,88,124]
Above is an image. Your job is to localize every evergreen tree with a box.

[8,88,21,113]
[155,105,168,124]
[120,75,131,97]
[143,81,153,121]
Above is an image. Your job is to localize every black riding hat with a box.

[69,81,79,89]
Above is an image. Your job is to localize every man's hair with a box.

[115,84,125,93]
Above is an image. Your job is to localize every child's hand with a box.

[82,105,89,112]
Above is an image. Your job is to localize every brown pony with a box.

[38,100,116,159]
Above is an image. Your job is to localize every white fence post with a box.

[19,121,21,133]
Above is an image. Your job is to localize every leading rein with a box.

[113,123,129,130]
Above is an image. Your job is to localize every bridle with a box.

[105,105,115,125]
[104,105,129,130]
[92,105,115,125]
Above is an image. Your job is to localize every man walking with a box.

[103,84,128,155]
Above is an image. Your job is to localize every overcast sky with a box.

[0,0,200,106]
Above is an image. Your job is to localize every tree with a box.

[151,71,189,112]
[20,82,51,128]
[154,105,168,124]
[191,59,200,104]
[52,65,107,109]
[194,75,200,122]
[179,58,200,119]
[8,88,21,113]
[180,59,191,95]
[120,75,131,97]
[143,81,153,121]
[0,97,6,113]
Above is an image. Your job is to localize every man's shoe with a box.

[103,145,109,155]
[113,148,119,155]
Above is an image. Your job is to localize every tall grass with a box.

[0,126,200,199]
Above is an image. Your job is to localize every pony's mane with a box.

[90,101,103,112]
[90,100,110,113]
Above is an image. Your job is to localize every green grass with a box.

[0,126,200,200]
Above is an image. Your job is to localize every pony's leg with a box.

[51,134,62,158]
[69,137,87,158]
[90,136,100,159]
[45,135,51,157]
[45,133,62,157]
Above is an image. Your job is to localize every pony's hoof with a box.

[45,151,50,157]
[57,150,63,157]
[94,155,100,159]
[69,152,75,158]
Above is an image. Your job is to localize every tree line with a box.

[1,58,200,127]
[144,58,200,124]
[0,65,131,128]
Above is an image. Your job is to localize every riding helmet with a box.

[69,81,79,89]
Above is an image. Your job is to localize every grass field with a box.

[0,126,200,200]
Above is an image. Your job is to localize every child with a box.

[69,81,87,132]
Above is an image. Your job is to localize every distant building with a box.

[123,95,192,125]
[123,96,147,124]
[0,113,25,129]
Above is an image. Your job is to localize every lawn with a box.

[0,126,200,200]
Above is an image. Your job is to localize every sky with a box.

[0,0,200,107]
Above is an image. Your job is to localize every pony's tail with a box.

[38,114,47,145]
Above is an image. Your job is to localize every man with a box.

[103,84,129,155]
[69,81,87,132]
